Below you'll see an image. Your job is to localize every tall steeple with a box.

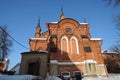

[35,17,41,38]
[60,7,65,20]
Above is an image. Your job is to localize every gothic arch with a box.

[70,36,79,54]
[61,36,69,54]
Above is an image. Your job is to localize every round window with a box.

[66,28,71,33]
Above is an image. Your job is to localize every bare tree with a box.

[114,15,120,27]
[0,26,12,60]
[103,0,120,53]
[110,42,120,53]
[104,0,120,26]
[103,0,120,6]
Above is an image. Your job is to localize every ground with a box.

[0,74,120,80]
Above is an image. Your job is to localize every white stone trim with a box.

[58,62,84,65]
[39,50,48,53]
[30,38,47,40]
[84,60,96,63]
[70,36,79,54]
[61,36,69,54]
[98,64,105,66]
[50,60,58,64]
[50,60,97,65]
[50,60,84,65]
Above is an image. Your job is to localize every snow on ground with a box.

[0,75,41,80]
[0,74,120,80]
[45,75,62,80]
[82,74,120,80]
[0,74,62,80]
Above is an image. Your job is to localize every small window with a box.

[51,34,57,38]
[50,40,57,52]
[84,46,92,52]
[112,54,114,58]
[81,35,88,38]
[66,28,72,33]
[50,47,57,52]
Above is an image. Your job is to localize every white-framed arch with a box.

[61,36,69,54]
[70,36,79,54]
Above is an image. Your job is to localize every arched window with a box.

[70,36,79,54]
[61,36,69,54]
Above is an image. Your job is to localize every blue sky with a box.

[0,0,120,70]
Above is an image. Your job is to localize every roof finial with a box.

[83,18,86,23]
[38,16,40,26]
[35,16,41,38]
[61,7,63,15]
[60,6,65,20]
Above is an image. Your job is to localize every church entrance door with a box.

[27,61,39,75]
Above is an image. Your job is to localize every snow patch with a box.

[80,23,88,25]
[0,74,120,80]
[0,75,41,80]
[30,38,47,40]
[50,22,58,23]
[84,60,96,63]
[82,74,120,80]
[90,38,102,40]
[45,75,62,80]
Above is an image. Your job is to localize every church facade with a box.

[19,11,108,78]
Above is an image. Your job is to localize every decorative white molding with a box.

[50,60,58,64]
[58,62,84,65]
[70,36,79,54]
[50,60,97,65]
[61,36,69,54]
[84,60,96,63]
[98,64,105,66]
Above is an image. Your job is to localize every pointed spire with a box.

[38,16,40,26]
[83,18,87,23]
[35,17,41,38]
[60,7,65,20]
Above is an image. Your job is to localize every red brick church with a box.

[19,10,108,78]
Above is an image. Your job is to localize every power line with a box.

[0,26,29,50]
